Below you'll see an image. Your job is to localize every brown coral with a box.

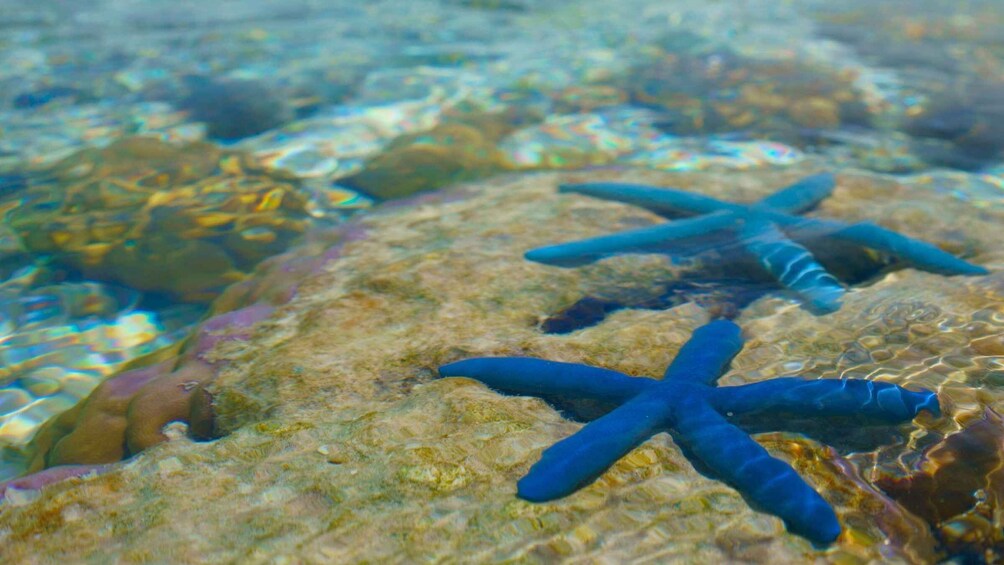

[632,51,871,143]
[876,408,1004,561]
[25,303,276,472]
[342,109,530,199]
[20,224,358,474]
[4,137,315,302]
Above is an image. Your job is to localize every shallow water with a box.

[0,0,1002,562]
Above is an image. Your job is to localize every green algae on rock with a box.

[1,168,1002,562]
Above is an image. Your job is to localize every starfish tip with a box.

[803,172,837,187]
[809,293,843,314]
[517,474,565,503]
[695,319,743,344]
[796,514,842,546]
[918,392,942,418]
[524,247,588,267]
[438,359,476,378]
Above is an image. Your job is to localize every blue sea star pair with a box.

[439,320,940,545]
[525,174,987,313]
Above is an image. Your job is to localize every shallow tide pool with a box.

[0,1,1002,562]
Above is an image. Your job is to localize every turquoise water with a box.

[0,0,1002,562]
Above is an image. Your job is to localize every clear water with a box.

[0,0,1002,562]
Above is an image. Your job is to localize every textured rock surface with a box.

[3,137,319,302]
[0,278,193,458]
[342,109,531,200]
[876,408,1004,560]
[1,166,1001,562]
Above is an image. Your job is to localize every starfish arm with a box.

[524,210,736,267]
[738,217,845,312]
[558,182,734,216]
[711,378,941,421]
[663,319,744,385]
[805,219,987,276]
[438,357,653,403]
[756,173,836,214]
[517,386,677,502]
[673,398,841,544]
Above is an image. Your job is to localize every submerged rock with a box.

[630,49,873,147]
[0,275,197,479]
[876,408,1004,561]
[3,137,329,303]
[178,75,294,141]
[904,82,1004,170]
[341,109,531,200]
[20,228,353,474]
[1,167,1001,561]
[12,86,83,109]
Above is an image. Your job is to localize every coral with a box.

[25,304,275,472]
[0,273,196,462]
[3,137,320,302]
[19,222,364,473]
[440,320,939,544]
[526,174,986,313]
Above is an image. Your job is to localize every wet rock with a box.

[178,75,293,141]
[2,167,1001,561]
[904,83,1004,170]
[12,86,82,109]
[3,137,322,302]
[876,408,1004,561]
[630,49,873,146]
[341,109,531,200]
[22,227,355,472]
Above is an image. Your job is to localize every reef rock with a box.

[1,166,1002,562]
[341,109,530,200]
[0,277,195,473]
[876,408,1004,561]
[3,137,322,302]
[631,50,873,146]
[178,76,294,142]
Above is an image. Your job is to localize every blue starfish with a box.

[438,320,940,545]
[525,174,987,312]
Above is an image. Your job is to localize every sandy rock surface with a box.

[2,166,1002,563]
